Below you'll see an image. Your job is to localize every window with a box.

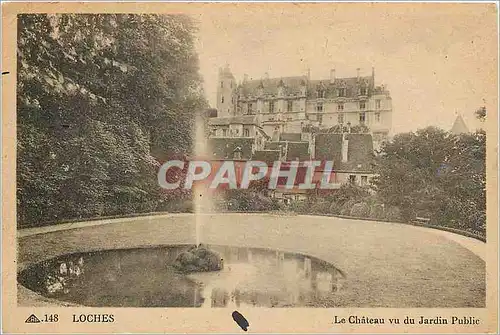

[316,102,323,113]
[248,103,254,114]
[243,128,250,137]
[375,112,381,122]
[269,101,275,113]
[337,103,344,111]
[287,100,293,112]
[220,81,223,88]
[375,99,381,109]
[359,112,366,123]
[360,87,367,96]
[338,88,346,97]
[222,129,228,137]
[221,96,224,103]
[317,90,325,99]
[338,113,344,124]
[317,114,323,125]
[359,102,366,110]
[361,176,368,186]
[349,175,356,184]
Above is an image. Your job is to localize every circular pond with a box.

[18,244,345,308]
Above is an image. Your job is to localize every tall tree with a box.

[17,14,207,226]
[371,126,486,233]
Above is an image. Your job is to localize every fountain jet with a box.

[193,112,214,246]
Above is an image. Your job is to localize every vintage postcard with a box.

[2,2,498,333]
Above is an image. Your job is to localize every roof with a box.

[240,76,307,97]
[264,141,310,160]
[287,142,310,161]
[252,150,280,162]
[205,108,218,118]
[450,115,469,134]
[264,141,286,151]
[280,133,302,142]
[208,138,254,160]
[314,133,374,172]
[307,76,373,99]
[208,115,258,126]
[239,75,377,99]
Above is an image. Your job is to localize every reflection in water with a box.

[19,245,345,307]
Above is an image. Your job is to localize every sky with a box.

[190,3,497,134]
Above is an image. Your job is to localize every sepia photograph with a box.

[2,2,498,333]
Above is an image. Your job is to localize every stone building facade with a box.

[213,65,392,145]
[207,65,393,191]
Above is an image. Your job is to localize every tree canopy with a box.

[17,14,207,226]
[371,126,486,233]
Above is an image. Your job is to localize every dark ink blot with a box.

[232,310,249,331]
[2,71,10,75]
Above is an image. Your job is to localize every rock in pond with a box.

[173,245,223,273]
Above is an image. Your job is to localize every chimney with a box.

[243,74,249,82]
[306,68,311,80]
[330,69,336,84]
[356,68,360,80]
[264,72,269,80]
[372,66,375,80]
[341,133,349,163]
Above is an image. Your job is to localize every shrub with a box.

[158,199,193,213]
[289,200,308,213]
[350,202,370,217]
[369,203,385,219]
[384,206,402,221]
[340,199,358,216]
[329,201,342,215]
[223,190,278,212]
[332,183,371,206]
[310,201,330,214]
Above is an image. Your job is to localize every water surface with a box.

[19,245,345,307]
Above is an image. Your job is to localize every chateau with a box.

[206,65,393,195]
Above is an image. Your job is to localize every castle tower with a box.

[216,64,236,117]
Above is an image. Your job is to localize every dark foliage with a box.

[17,14,206,226]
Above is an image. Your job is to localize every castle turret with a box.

[216,64,237,117]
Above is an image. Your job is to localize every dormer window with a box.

[287,100,293,112]
[317,90,325,99]
[233,147,242,160]
[360,87,367,96]
[338,88,346,97]
[359,102,366,110]
[316,102,323,113]
[269,101,275,113]
[359,112,366,123]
